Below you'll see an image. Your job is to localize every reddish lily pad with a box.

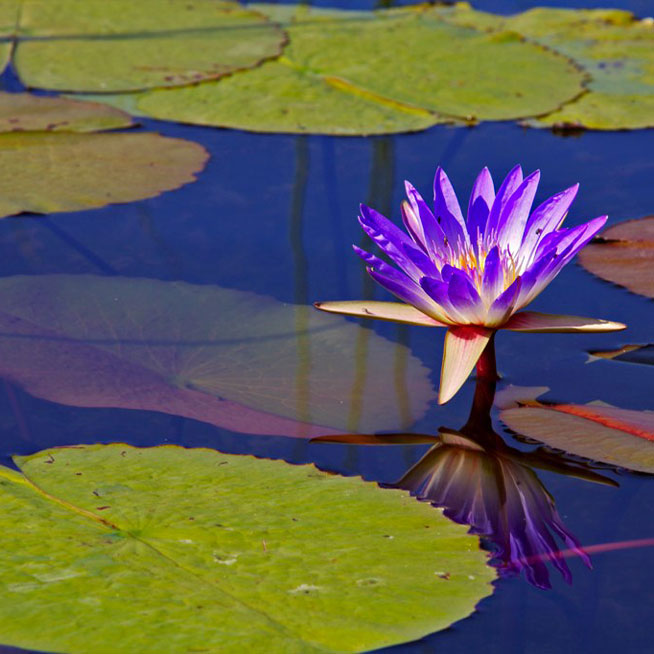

[501,390,654,474]
[578,216,654,298]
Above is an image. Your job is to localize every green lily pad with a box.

[91,3,584,134]
[0,93,207,218]
[0,130,207,218]
[12,0,286,92]
[443,5,654,130]
[0,443,495,653]
[500,391,654,475]
[0,274,434,437]
[578,216,654,298]
[0,91,133,132]
[0,0,17,74]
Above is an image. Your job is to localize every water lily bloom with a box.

[315,165,625,403]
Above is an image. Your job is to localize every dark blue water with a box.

[1,1,653,653]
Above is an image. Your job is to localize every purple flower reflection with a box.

[396,430,592,589]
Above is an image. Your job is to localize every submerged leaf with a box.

[91,4,584,134]
[0,275,434,437]
[12,0,287,92]
[0,443,495,653]
[579,216,654,298]
[501,395,654,474]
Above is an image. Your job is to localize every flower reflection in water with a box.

[395,427,611,589]
[315,340,617,589]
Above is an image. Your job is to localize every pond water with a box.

[0,1,653,652]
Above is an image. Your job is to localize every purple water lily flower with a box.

[315,165,625,403]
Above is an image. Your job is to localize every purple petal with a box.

[404,181,448,256]
[486,277,522,326]
[358,205,426,281]
[533,215,607,266]
[401,242,442,280]
[515,250,558,308]
[496,170,541,255]
[467,166,495,243]
[448,269,484,323]
[485,164,523,241]
[420,277,462,324]
[352,245,395,275]
[434,167,469,254]
[518,184,579,265]
[368,267,450,323]
[481,246,503,302]
[516,216,604,309]
[401,200,427,251]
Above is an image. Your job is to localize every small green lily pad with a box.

[0,93,207,218]
[92,3,584,134]
[0,91,133,132]
[13,0,287,92]
[579,216,654,298]
[0,443,494,653]
[0,274,434,436]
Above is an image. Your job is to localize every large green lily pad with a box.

[442,4,654,130]
[0,443,495,653]
[0,274,434,437]
[12,0,286,92]
[92,3,584,134]
[0,92,207,218]
[500,390,654,475]
[578,216,654,298]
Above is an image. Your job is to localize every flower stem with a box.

[476,332,498,382]
[463,333,498,433]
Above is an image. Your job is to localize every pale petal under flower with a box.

[313,300,448,327]
[440,326,493,404]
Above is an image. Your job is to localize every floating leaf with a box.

[590,344,654,367]
[0,93,207,218]
[578,216,654,298]
[0,91,133,132]
[12,0,286,92]
[0,131,207,218]
[443,5,654,130]
[92,4,584,134]
[0,274,433,437]
[0,443,494,653]
[501,391,654,474]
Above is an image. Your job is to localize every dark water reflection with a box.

[0,0,653,652]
